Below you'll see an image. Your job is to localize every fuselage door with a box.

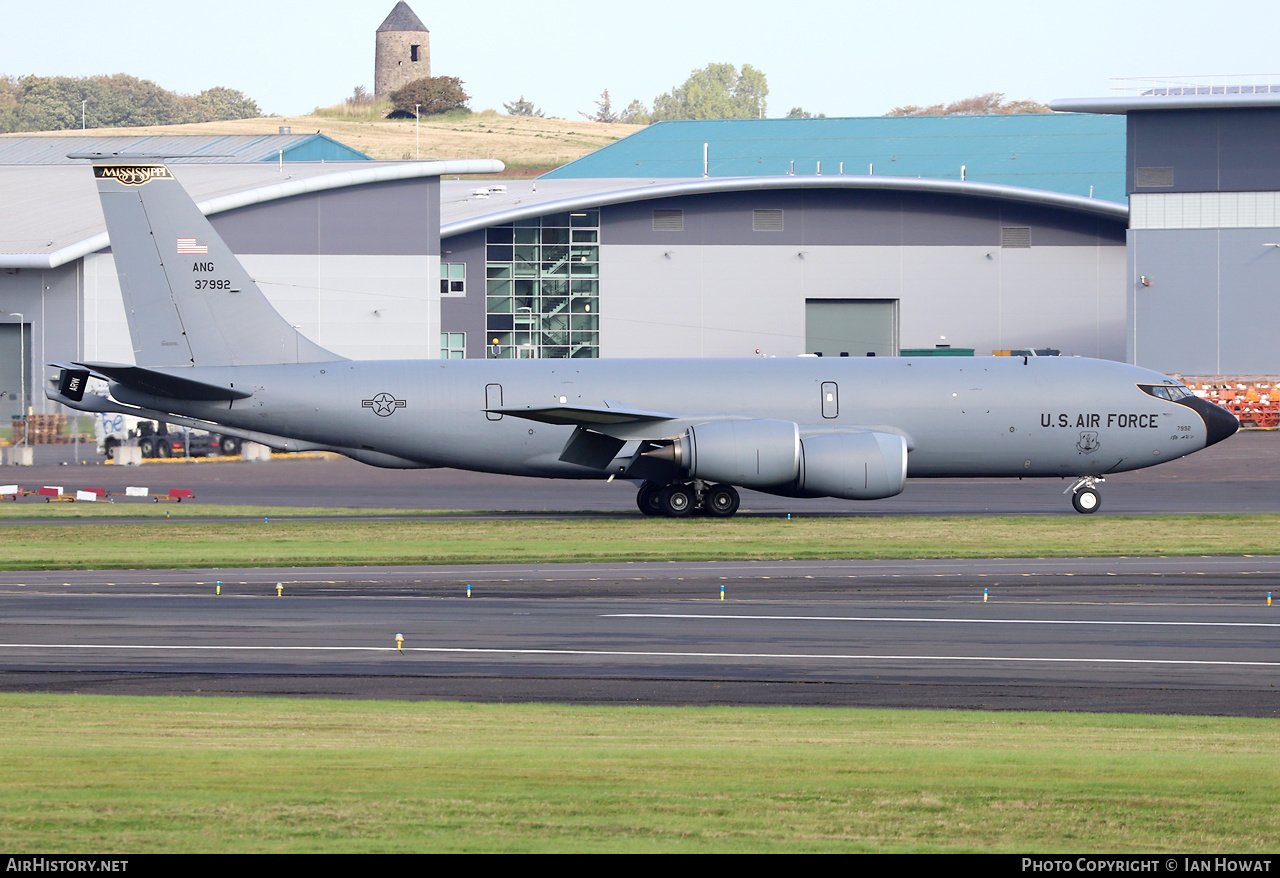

[821,382,838,419]
[486,383,503,421]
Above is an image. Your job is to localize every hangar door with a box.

[0,323,31,424]
[805,299,898,357]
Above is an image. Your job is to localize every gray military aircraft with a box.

[47,160,1238,516]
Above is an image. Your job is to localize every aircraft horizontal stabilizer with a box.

[72,362,252,401]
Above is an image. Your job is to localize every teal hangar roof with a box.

[0,133,372,164]
[542,114,1127,204]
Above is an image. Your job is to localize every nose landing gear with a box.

[636,480,741,518]
[1065,476,1105,514]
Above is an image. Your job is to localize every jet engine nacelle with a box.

[797,430,908,500]
[664,420,907,499]
[673,419,801,488]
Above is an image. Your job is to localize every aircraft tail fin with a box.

[92,162,340,368]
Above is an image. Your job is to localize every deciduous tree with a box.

[388,76,470,117]
[0,73,263,132]
[885,92,1050,116]
[650,63,768,121]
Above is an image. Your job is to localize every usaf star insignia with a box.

[362,392,407,417]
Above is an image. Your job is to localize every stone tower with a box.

[374,2,430,99]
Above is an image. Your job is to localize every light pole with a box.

[415,103,420,160]
[81,100,87,134]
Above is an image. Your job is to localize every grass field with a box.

[1,695,1276,853]
[3,512,1276,852]
[0,512,1275,570]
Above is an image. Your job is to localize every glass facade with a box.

[484,210,599,358]
[439,332,466,359]
[440,263,466,297]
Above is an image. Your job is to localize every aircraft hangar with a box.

[0,90,1276,428]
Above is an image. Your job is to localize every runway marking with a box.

[0,643,1277,668]
[603,613,1280,629]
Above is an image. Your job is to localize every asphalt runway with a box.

[3,432,1277,713]
[1,557,1278,716]
[9,427,1280,516]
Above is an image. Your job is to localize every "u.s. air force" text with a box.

[1041,413,1163,429]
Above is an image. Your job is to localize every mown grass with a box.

[0,695,1275,853]
[0,514,1274,570]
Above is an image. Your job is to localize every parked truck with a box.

[96,412,241,459]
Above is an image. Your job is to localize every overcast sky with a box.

[7,0,1280,120]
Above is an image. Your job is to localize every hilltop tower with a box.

[374,2,430,99]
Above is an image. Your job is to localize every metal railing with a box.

[1112,75,1280,96]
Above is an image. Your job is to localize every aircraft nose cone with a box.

[1178,396,1240,447]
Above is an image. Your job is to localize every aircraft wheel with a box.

[704,484,740,518]
[636,481,663,516]
[219,436,241,456]
[1071,487,1101,514]
[659,483,695,517]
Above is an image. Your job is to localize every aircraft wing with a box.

[486,402,678,427]
[492,400,914,475]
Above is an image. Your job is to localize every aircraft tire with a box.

[704,483,740,518]
[1071,487,1101,514]
[659,483,695,517]
[636,481,663,516]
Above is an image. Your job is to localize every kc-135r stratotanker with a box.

[48,160,1238,516]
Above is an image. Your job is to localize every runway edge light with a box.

[276,582,283,597]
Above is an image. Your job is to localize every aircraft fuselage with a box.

[107,354,1224,482]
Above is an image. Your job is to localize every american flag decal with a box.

[177,238,208,254]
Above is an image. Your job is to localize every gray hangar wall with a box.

[444,188,1127,361]
[1127,107,1280,375]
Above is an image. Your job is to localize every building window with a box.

[440,332,466,359]
[485,210,600,359]
[753,209,784,231]
[411,45,419,62]
[440,263,466,297]
[1000,226,1032,248]
[652,208,683,231]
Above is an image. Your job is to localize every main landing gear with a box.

[1065,476,1105,514]
[636,480,741,518]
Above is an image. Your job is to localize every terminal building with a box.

[0,86,1277,428]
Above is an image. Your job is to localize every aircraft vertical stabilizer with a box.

[92,162,339,368]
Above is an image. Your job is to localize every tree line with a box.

[0,74,261,133]
[372,65,1050,127]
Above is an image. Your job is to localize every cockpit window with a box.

[1139,384,1193,401]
